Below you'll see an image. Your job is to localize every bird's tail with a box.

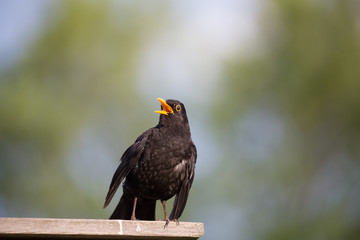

[110,186,156,220]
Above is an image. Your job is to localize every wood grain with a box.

[0,218,204,239]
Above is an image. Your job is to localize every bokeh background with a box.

[1,0,360,239]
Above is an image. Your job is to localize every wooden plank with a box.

[0,218,204,239]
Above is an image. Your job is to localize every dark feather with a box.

[103,99,197,222]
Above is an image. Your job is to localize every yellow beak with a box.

[154,98,173,115]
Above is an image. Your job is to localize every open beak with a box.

[155,98,173,115]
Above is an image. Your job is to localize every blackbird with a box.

[103,98,197,225]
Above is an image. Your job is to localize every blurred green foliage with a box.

[0,0,167,218]
[215,0,360,239]
[0,0,360,239]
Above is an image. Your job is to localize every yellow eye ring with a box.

[175,104,181,112]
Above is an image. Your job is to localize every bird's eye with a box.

[175,104,181,112]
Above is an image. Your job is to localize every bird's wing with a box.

[169,141,197,220]
[103,129,153,208]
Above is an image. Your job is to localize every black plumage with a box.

[103,98,197,225]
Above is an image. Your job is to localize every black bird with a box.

[103,98,197,225]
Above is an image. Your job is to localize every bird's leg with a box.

[162,200,170,227]
[131,197,138,220]
[162,200,168,221]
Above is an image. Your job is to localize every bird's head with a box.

[155,98,190,134]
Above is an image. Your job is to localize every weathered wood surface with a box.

[0,218,204,239]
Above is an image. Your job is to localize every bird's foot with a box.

[163,218,170,229]
[130,215,137,221]
[163,218,179,228]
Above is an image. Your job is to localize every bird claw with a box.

[163,218,179,228]
[164,218,170,229]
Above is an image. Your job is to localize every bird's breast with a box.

[130,135,191,200]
